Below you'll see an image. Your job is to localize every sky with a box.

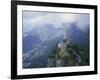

[23,11,90,33]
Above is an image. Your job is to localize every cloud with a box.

[23,11,48,19]
[23,11,90,33]
[23,12,48,33]
[76,14,90,31]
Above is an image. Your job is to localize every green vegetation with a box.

[48,42,89,67]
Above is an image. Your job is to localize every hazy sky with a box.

[23,11,90,33]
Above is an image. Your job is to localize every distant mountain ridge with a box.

[23,23,89,54]
[66,23,89,44]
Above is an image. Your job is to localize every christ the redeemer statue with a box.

[56,23,70,66]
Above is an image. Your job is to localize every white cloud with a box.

[23,11,90,33]
[76,14,90,31]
